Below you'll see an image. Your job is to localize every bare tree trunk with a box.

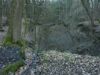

[35,25,40,50]
[81,0,96,39]
[81,0,94,26]
[13,0,22,42]
[0,0,3,31]
[7,0,24,42]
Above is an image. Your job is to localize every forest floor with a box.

[16,49,100,75]
[0,46,21,69]
[0,46,100,75]
[0,26,100,75]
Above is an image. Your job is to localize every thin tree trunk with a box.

[81,0,97,40]
[81,0,94,26]
[35,25,40,50]
[0,0,3,31]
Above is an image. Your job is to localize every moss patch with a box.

[0,60,25,75]
[19,47,26,60]
[3,37,27,47]
[3,37,13,46]
[16,40,27,47]
[3,39,27,60]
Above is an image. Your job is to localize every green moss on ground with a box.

[16,40,27,47]
[19,47,26,60]
[3,36,28,47]
[0,60,25,75]
[3,37,13,46]
[1,39,27,75]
